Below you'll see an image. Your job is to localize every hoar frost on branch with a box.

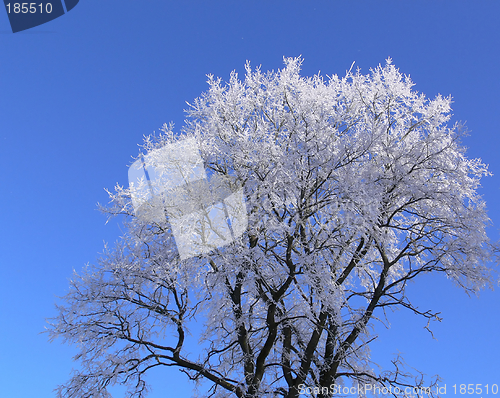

[47,57,498,398]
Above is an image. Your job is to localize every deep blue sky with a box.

[1,1,499,397]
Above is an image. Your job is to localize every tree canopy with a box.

[47,57,497,398]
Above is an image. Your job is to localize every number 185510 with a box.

[453,384,499,395]
[5,3,53,14]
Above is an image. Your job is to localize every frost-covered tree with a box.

[47,57,498,398]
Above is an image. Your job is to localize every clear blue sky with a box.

[1,1,499,397]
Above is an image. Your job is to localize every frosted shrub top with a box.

[173,57,491,289]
